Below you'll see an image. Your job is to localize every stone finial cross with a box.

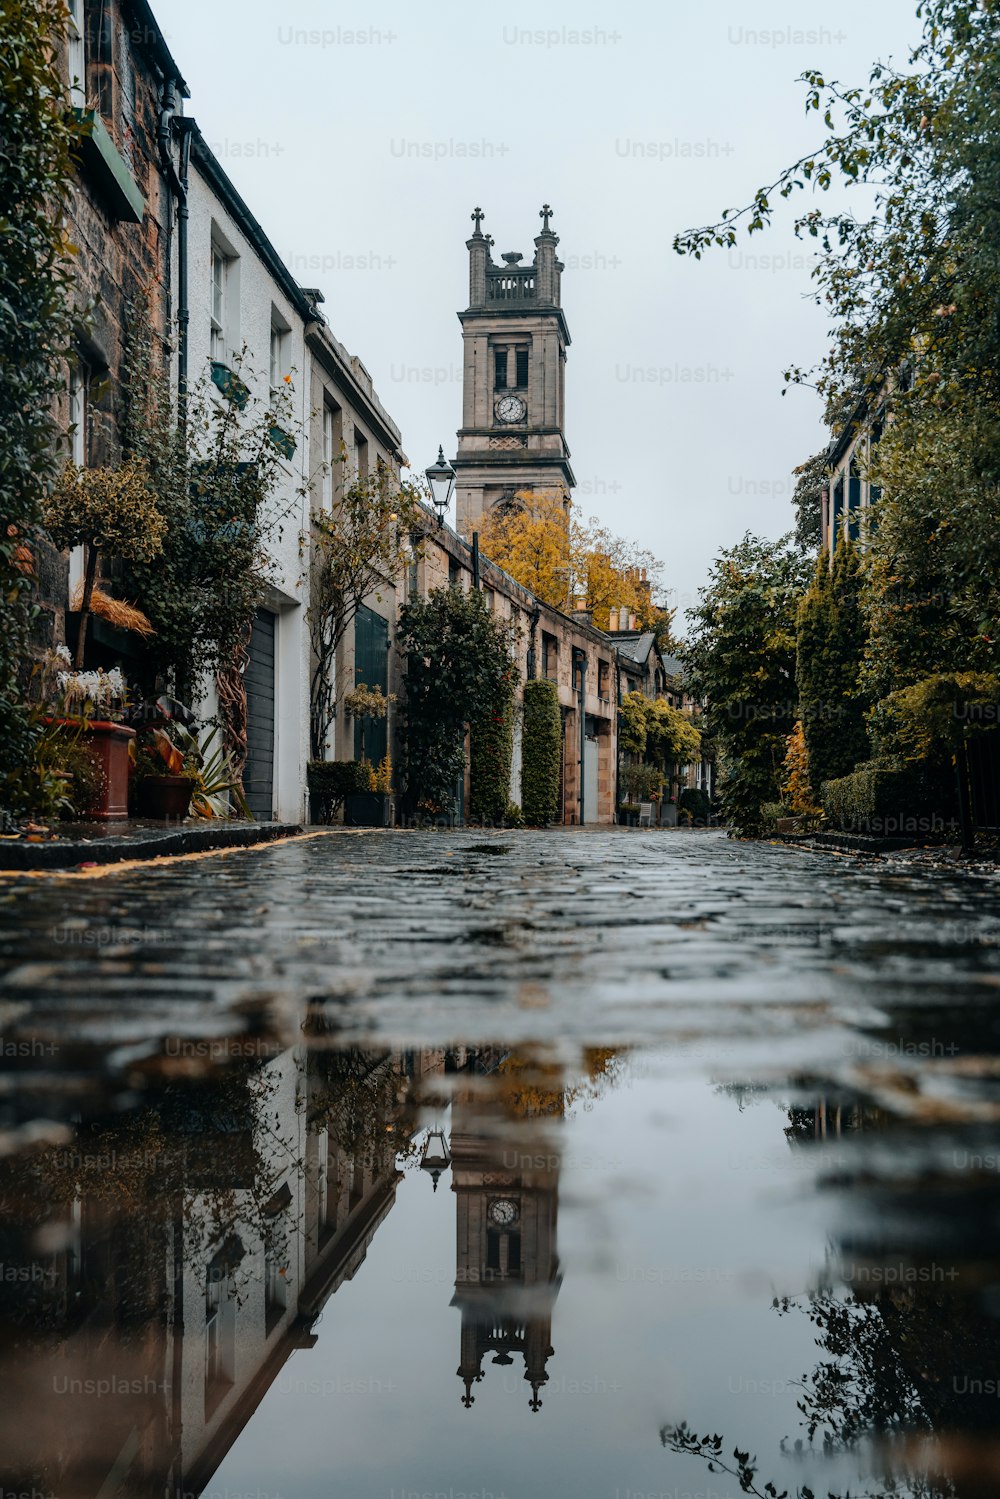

[539,203,554,232]
[471,206,485,234]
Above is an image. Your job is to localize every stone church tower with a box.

[454,205,575,536]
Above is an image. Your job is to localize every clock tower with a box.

[454,205,575,535]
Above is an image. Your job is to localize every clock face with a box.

[489,1197,519,1227]
[495,395,526,424]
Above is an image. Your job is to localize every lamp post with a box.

[425,446,456,528]
[420,1126,452,1191]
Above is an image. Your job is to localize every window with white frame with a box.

[269,310,290,396]
[322,403,335,508]
[68,363,87,465]
[67,0,85,109]
[210,245,228,362]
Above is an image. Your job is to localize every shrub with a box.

[821,760,955,837]
[521,679,561,825]
[307,759,370,823]
[678,787,711,825]
[869,672,1000,764]
[470,703,514,825]
[620,763,664,802]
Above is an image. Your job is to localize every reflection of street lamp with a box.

[420,1126,451,1191]
[425,446,456,527]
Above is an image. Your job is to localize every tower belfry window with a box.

[494,348,508,391]
[515,349,529,389]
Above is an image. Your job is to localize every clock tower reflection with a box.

[449,1052,563,1412]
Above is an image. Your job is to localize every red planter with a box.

[45,718,135,820]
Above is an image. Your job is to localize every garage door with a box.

[244,608,276,820]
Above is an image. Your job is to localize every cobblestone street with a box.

[4,829,1000,1499]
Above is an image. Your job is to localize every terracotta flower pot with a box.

[45,718,135,821]
[136,774,194,820]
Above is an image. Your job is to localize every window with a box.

[269,309,290,395]
[68,363,88,465]
[210,246,228,361]
[831,475,845,550]
[67,0,86,107]
[322,403,334,507]
[353,427,369,480]
[264,1244,287,1333]
[484,587,495,612]
[542,631,558,682]
[448,555,462,589]
[848,460,862,541]
[494,347,508,391]
[204,1266,233,1409]
[598,659,610,702]
[515,348,529,389]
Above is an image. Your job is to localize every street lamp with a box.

[419,1126,451,1191]
[425,446,456,527]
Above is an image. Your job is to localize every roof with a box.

[607,631,656,665]
[130,0,190,95]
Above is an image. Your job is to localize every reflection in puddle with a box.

[1,1037,1000,1497]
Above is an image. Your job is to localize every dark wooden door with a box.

[245,608,276,820]
[353,606,389,764]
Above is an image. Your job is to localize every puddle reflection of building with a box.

[0,1043,448,1499]
[447,1049,564,1412]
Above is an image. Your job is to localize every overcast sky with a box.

[165,0,919,622]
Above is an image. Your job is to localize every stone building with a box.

[405,516,619,825]
[453,206,575,534]
[42,0,188,655]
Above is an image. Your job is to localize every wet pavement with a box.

[2,827,1000,1498]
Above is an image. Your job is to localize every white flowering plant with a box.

[46,646,129,721]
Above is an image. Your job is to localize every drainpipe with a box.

[157,84,190,420]
[175,119,195,431]
[575,648,587,825]
[471,532,480,590]
[526,606,540,680]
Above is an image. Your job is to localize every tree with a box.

[0,0,81,805]
[795,538,869,793]
[674,1,1000,422]
[44,459,165,666]
[307,461,423,760]
[477,491,666,628]
[122,335,307,769]
[476,492,573,609]
[792,449,828,552]
[397,588,517,817]
[861,398,1000,701]
[685,534,810,836]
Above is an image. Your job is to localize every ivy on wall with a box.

[521,679,562,826]
[398,587,516,819]
[469,703,514,825]
[0,1,81,812]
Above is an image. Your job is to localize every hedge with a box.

[521,680,562,825]
[307,759,370,823]
[820,759,956,838]
[470,704,514,825]
[678,787,711,825]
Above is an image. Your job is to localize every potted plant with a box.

[306,758,369,824]
[40,647,135,820]
[131,703,251,821]
[344,753,393,827]
[43,457,165,668]
[343,684,394,827]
